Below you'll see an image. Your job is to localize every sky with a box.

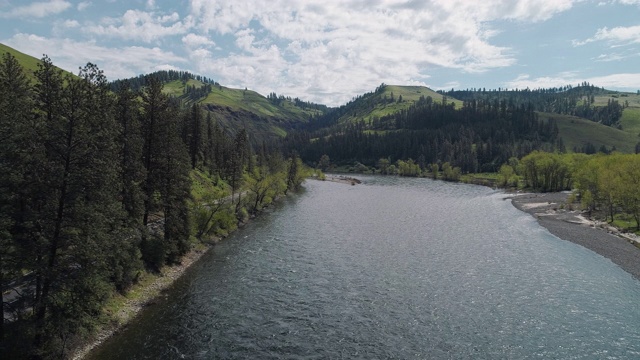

[1,0,640,106]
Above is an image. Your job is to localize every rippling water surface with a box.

[90,176,640,359]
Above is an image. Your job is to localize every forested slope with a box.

[0,51,306,359]
[111,70,329,145]
[288,84,640,172]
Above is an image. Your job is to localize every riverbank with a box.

[509,192,640,281]
[71,245,210,359]
[71,171,309,359]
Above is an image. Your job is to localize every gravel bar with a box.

[509,192,640,281]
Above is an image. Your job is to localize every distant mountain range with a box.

[3,42,639,159]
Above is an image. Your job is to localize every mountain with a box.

[337,84,463,125]
[109,70,330,145]
[445,85,640,150]
[539,112,638,153]
[1,43,330,145]
[288,83,640,171]
[0,43,74,79]
[604,92,640,138]
[306,84,463,130]
[3,42,638,158]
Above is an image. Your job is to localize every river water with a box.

[89,176,640,359]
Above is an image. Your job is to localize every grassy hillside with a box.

[0,43,74,79]
[0,43,43,75]
[160,78,325,143]
[373,85,462,117]
[5,41,636,152]
[163,78,321,121]
[337,84,463,125]
[575,91,640,138]
[0,43,324,143]
[540,112,639,153]
[607,93,640,137]
[201,84,320,120]
[621,106,640,137]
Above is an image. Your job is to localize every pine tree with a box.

[116,80,145,223]
[113,80,145,291]
[204,111,214,172]
[187,103,203,169]
[29,60,123,355]
[159,104,191,264]
[139,76,191,268]
[140,76,167,229]
[0,52,34,342]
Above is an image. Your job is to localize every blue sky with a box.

[1,0,640,106]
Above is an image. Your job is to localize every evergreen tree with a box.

[185,103,203,169]
[159,104,192,264]
[140,76,167,229]
[113,80,145,291]
[29,60,123,356]
[0,52,34,342]
[139,76,191,268]
[204,111,215,172]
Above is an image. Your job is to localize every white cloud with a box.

[183,0,578,105]
[77,1,90,11]
[504,72,640,91]
[3,33,187,80]
[62,19,79,27]
[2,0,584,106]
[154,64,181,71]
[574,25,640,46]
[52,19,80,36]
[86,10,189,42]
[181,33,214,48]
[504,74,576,89]
[586,73,640,89]
[434,81,462,90]
[593,51,639,62]
[442,0,576,23]
[1,0,71,18]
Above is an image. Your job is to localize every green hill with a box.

[157,77,327,143]
[0,43,74,80]
[335,84,463,125]
[564,89,640,138]
[0,43,43,75]
[539,112,639,153]
[593,92,640,138]
[109,70,330,143]
[4,41,637,152]
[560,90,640,152]
[1,42,327,144]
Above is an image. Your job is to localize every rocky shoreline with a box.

[509,192,640,281]
[71,247,210,359]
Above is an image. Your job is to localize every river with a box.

[89,176,640,359]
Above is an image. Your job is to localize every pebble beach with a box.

[510,192,640,281]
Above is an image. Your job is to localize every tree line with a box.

[266,92,329,112]
[109,69,218,93]
[0,53,304,358]
[445,84,626,129]
[506,151,640,229]
[183,83,213,103]
[288,92,560,173]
